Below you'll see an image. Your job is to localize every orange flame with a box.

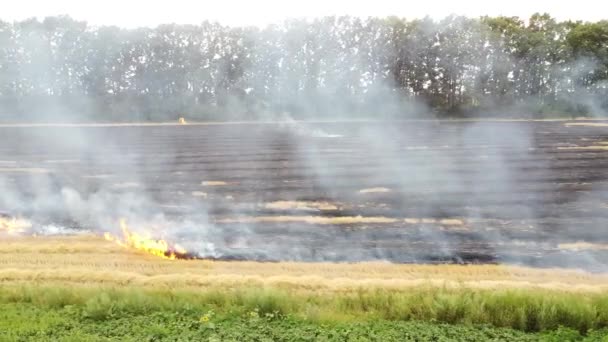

[103,219,189,260]
[0,216,32,235]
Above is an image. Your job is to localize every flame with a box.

[178,117,187,125]
[0,216,32,235]
[103,219,190,260]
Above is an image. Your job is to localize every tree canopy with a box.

[0,14,606,121]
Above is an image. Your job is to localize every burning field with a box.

[2,119,608,339]
[1,120,608,272]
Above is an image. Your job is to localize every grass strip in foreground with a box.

[0,285,607,341]
[3,303,607,342]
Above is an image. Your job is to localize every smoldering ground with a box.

[1,15,608,270]
[1,119,608,271]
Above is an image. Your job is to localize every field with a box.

[1,236,608,340]
[3,235,608,291]
[2,120,608,267]
[1,120,608,340]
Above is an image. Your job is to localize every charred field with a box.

[3,119,608,339]
[1,119,608,270]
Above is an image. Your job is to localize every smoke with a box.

[1,15,608,272]
[559,58,608,118]
[2,117,608,270]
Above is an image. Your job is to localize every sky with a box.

[2,0,606,27]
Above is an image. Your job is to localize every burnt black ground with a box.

[1,120,608,270]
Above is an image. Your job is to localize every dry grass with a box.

[0,167,50,173]
[565,122,608,127]
[559,242,608,251]
[201,181,230,186]
[44,159,79,164]
[81,174,113,179]
[264,201,339,211]
[1,235,607,293]
[215,215,400,224]
[0,119,583,129]
[403,218,465,226]
[216,215,465,226]
[558,146,608,151]
[359,187,392,193]
[111,182,141,189]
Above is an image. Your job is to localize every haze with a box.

[3,0,606,28]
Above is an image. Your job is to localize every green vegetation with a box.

[1,285,607,340]
[4,303,608,342]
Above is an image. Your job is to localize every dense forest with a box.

[0,14,607,121]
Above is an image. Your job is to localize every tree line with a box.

[0,14,606,121]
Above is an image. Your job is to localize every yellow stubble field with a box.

[1,235,607,294]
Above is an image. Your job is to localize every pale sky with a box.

[2,0,607,28]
